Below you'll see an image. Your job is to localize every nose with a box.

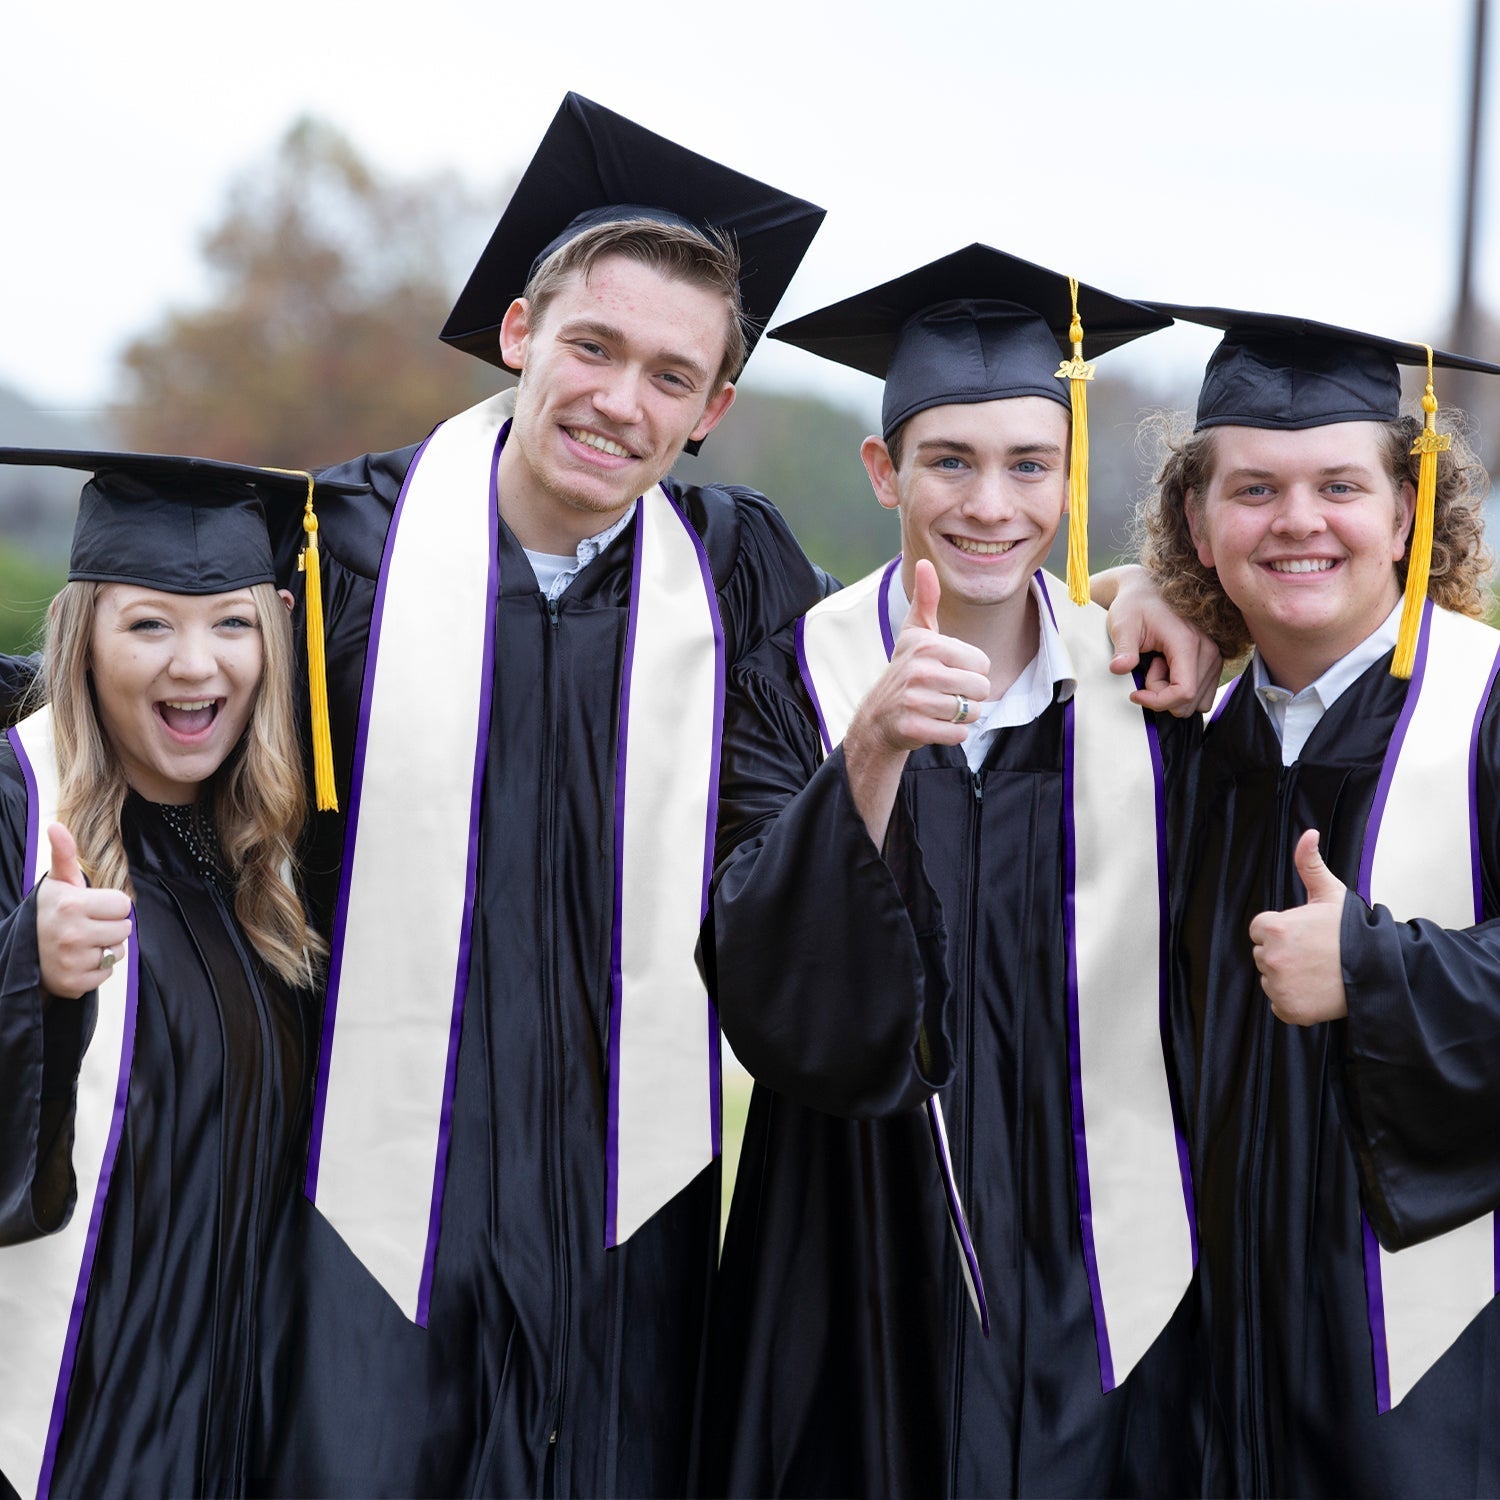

[1271,483,1327,538]
[960,471,1018,525]
[167,628,218,683]
[592,366,646,427]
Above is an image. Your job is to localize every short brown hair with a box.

[1132,409,1494,660]
[522,218,746,390]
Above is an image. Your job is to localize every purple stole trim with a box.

[1039,576,1194,1389]
[605,487,726,1245]
[1,709,138,1499]
[1355,600,1500,1409]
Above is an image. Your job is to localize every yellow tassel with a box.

[1056,276,1095,606]
[268,468,339,811]
[1391,347,1450,680]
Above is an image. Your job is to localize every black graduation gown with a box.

[700,628,1203,1499]
[1179,654,1500,1498]
[256,444,829,1498]
[0,764,316,1499]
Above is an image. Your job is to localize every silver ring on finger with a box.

[950,694,970,725]
[100,946,118,972]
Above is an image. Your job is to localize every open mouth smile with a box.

[155,698,223,740]
[1265,559,1338,574]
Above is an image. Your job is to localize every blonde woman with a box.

[0,451,351,1499]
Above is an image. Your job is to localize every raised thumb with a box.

[47,822,86,888]
[1294,828,1343,904]
[904,557,942,635]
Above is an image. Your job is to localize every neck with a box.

[1253,591,1402,695]
[495,438,637,554]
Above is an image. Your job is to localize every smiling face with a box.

[1187,422,1414,691]
[89,584,269,804]
[864,396,1069,640]
[495,254,737,552]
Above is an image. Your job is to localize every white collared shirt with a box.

[1251,601,1403,765]
[522,501,639,601]
[884,569,1078,771]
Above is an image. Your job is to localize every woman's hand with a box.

[36,822,132,999]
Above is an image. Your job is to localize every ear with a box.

[861,436,901,513]
[278,588,296,613]
[690,381,736,444]
[498,297,533,370]
[1185,489,1215,569]
[1392,476,1416,561]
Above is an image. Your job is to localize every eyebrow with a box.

[912,439,1064,460]
[1219,463,1379,483]
[557,318,712,386]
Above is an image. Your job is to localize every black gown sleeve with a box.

[704,641,953,1119]
[1339,688,1500,1250]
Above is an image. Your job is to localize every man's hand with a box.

[1093,564,1222,717]
[1248,829,1349,1025]
[843,560,990,845]
[37,823,132,999]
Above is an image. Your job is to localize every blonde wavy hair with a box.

[1132,408,1493,660]
[31,581,325,987]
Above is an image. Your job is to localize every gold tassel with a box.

[268,468,339,811]
[1391,346,1450,680]
[1056,276,1095,606]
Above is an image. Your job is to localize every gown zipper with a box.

[539,591,570,1493]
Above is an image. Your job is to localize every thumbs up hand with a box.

[856,560,993,757]
[1247,829,1350,1025]
[37,823,133,999]
[842,560,993,847]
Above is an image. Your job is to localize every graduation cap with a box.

[1152,305,1500,678]
[440,92,826,398]
[770,243,1173,604]
[0,448,370,809]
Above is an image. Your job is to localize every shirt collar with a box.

[523,499,639,601]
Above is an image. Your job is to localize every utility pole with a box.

[1452,0,1490,442]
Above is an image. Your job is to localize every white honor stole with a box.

[305,393,724,1324]
[796,563,1196,1387]
[1357,600,1500,1410]
[1,707,138,1500]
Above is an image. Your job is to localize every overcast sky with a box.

[4,0,1495,428]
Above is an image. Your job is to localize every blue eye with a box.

[128,619,168,634]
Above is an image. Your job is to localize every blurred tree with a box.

[112,117,501,467]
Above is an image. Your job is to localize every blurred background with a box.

[1,0,1492,1223]
[1,0,1495,656]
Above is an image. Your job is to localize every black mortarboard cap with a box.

[1146,304,1500,431]
[772,244,1171,605]
[0,449,365,593]
[440,93,826,385]
[769,243,1171,439]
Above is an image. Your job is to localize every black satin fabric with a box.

[0,770,315,1499]
[1178,655,1500,1498]
[254,444,830,1497]
[701,629,1203,1498]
